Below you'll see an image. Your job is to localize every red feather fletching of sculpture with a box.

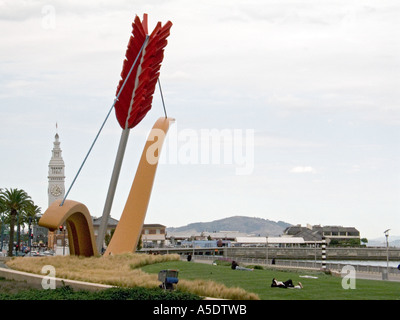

[114,14,172,130]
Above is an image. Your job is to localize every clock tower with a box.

[48,132,65,206]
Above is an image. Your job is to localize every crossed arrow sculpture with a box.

[39,14,174,256]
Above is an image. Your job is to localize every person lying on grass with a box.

[271,278,303,289]
[231,260,254,271]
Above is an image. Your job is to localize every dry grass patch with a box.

[177,279,259,300]
[6,253,259,300]
[6,253,180,288]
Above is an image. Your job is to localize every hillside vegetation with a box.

[167,216,291,236]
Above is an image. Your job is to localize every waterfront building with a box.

[141,224,167,248]
[283,224,360,245]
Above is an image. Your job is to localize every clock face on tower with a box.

[50,184,63,197]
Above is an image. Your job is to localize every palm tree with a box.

[0,188,32,256]
[24,202,41,247]
[23,202,41,226]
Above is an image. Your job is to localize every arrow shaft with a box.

[96,128,130,253]
[96,35,150,253]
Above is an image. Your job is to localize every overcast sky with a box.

[0,0,399,241]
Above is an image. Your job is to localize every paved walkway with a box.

[345,271,400,282]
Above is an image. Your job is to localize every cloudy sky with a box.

[0,0,399,241]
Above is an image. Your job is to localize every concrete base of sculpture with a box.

[39,117,174,257]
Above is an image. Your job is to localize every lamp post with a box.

[28,217,32,254]
[314,240,317,268]
[63,226,66,255]
[0,212,4,252]
[59,225,66,255]
[16,210,20,255]
[384,229,390,279]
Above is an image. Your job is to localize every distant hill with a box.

[367,236,400,247]
[166,216,292,237]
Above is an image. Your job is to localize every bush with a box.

[0,285,202,300]
[247,265,264,270]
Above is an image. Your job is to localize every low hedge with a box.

[0,285,202,300]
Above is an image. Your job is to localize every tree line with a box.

[0,188,42,257]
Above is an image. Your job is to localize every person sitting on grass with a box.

[271,278,303,289]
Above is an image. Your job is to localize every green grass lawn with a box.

[141,260,400,300]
